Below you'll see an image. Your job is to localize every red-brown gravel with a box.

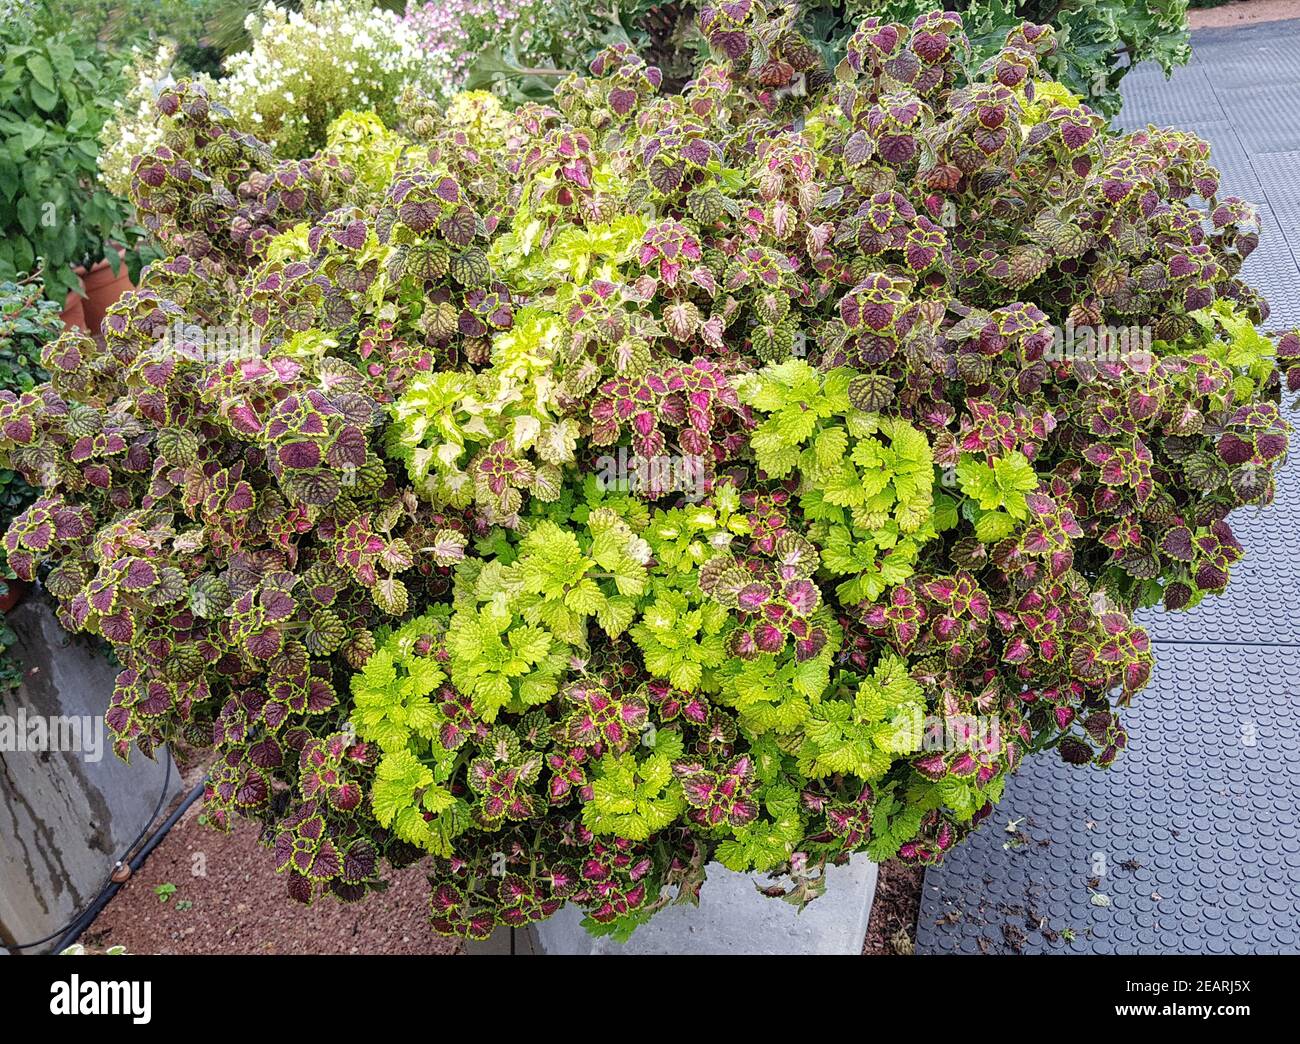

[80,796,459,956]
[1189,0,1300,29]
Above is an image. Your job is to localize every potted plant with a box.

[0,4,1288,947]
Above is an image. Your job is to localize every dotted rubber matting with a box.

[916,645,1300,954]
[1137,399,1300,644]
[918,22,1300,954]
[1250,151,1300,315]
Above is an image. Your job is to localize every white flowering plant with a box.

[215,0,438,157]
[98,41,179,198]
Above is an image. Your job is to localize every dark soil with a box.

[862,859,924,955]
[78,758,459,955]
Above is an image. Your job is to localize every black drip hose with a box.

[4,755,206,954]
[50,775,206,954]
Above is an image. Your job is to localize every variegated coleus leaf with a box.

[674,754,760,829]
[557,681,649,755]
[467,727,545,827]
[299,731,375,813]
[589,358,746,485]
[857,581,928,653]
[638,220,703,288]
[896,807,977,867]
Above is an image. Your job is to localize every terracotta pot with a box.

[0,578,31,615]
[76,249,134,336]
[61,289,87,333]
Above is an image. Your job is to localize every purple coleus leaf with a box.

[278,441,323,469]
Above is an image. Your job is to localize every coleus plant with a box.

[0,4,1290,943]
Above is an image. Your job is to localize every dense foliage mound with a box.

[0,3,1289,940]
[467,0,1189,117]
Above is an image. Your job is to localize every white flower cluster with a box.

[98,41,179,198]
[216,0,438,156]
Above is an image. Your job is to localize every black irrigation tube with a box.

[54,775,205,954]
[4,757,205,955]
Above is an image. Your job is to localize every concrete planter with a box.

[0,597,179,952]
[469,853,878,955]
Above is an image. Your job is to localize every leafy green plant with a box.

[0,4,1288,943]
[57,0,220,57]
[0,277,56,522]
[0,3,152,302]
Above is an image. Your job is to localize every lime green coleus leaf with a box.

[798,654,925,781]
[350,647,442,752]
[851,416,935,527]
[511,511,649,644]
[629,583,730,692]
[643,489,750,575]
[974,508,1017,542]
[815,514,933,604]
[445,596,568,721]
[385,305,573,521]
[936,775,989,821]
[349,610,451,752]
[715,783,804,872]
[326,110,409,193]
[583,751,685,840]
[714,614,841,734]
[371,747,462,855]
[957,449,1038,541]
[956,450,1037,518]
[743,362,937,595]
[865,781,932,862]
[740,361,853,478]
[1188,298,1276,399]
[932,490,960,531]
[742,363,933,523]
[492,195,645,289]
